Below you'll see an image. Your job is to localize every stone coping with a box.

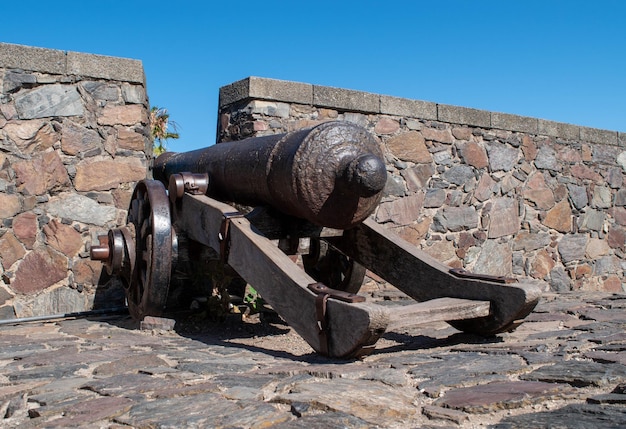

[220,76,625,146]
[0,42,145,84]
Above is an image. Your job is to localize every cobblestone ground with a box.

[1,292,626,428]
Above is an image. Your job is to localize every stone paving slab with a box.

[0,292,625,428]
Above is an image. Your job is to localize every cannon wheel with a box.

[302,238,366,294]
[126,180,172,320]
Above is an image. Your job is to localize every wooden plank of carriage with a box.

[174,193,389,358]
[385,298,491,332]
[328,218,541,336]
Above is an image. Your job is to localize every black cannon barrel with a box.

[153,121,387,229]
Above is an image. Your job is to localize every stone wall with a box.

[0,43,150,318]
[219,77,626,293]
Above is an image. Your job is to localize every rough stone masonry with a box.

[1,43,625,318]
[0,43,151,318]
[219,77,626,296]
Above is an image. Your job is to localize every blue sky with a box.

[2,0,624,152]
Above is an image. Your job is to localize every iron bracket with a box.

[218,211,245,264]
[307,282,365,356]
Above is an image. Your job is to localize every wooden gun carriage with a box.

[90,122,540,358]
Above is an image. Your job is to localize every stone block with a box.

[522,360,626,387]
[423,188,446,208]
[543,200,572,233]
[43,219,83,257]
[521,135,538,160]
[421,405,469,424]
[379,95,436,120]
[0,305,15,320]
[474,173,498,202]
[0,193,21,219]
[435,381,570,413]
[592,144,622,165]
[67,51,144,83]
[219,77,312,107]
[491,112,538,134]
[473,240,512,276]
[382,174,405,197]
[3,120,47,151]
[608,225,625,251]
[487,197,520,238]
[74,158,146,191]
[421,127,454,144]
[140,316,176,331]
[61,121,101,155]
[386,131,432,163]
[570,163,602,183]
[0,231,26,270]
[530,249,556,279]
[0,42,66,74]
[538,119,580,140]
[3,70,37,93]
[487,141,519,172]
[567,184,588,210]
[437,104,490,127]
[333,115,363,132]
[619,131,626,147]
[534,145,560,171]
[459,142,489,168]
[452,127,472,140]
[45,193,117,226]
[578,208,606,232]
[121,83,147,104]
[14,85,84,119]
[98,104,146,126]
[609,207,626,225]
[4,119,59,154]
[11,247,67,294]
[31,286,87,316]
[12,212,37,249]
[401,164,435,193]
[430,148,452,166]
[433,206,478,232]
[375,193,424,225]
[244,100,290,118]
[617,190,626,208]
[0,286,11,306]
[423,239,456,263]
[580,126,618,145]
[591,186,612,209]
[72,259,104,285]
[13,151,70,196]
[558,234,588,263]
[117,128,146,151]
[82,82,120,101]
[443,165,475,185]
[313,85,379,113]
[374,117,400,134]
[586,237,610,259]
[607,167,623,188]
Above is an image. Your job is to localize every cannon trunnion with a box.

[91,121,540,358]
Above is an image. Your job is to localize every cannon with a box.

[91,121,540,358]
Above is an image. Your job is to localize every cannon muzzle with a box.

[153,121,387,229]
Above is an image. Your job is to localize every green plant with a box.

[150,106,179,155]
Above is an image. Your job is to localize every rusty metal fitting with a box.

[168,172,209,203]
[90,235,110,261]
[89,227,135,277]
